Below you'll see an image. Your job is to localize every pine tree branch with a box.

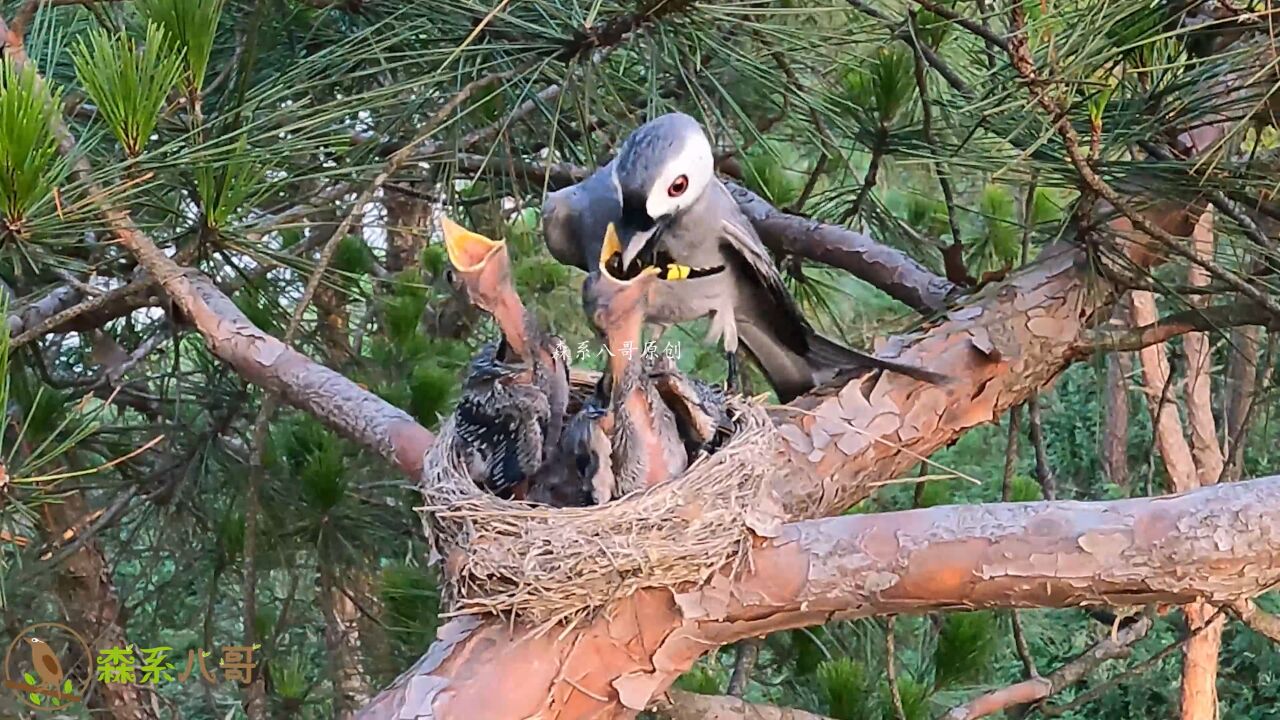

[724,638,760,697]
[1027,416,1063,498]
[728,183,958,313]
[845,126,887,223]
[908,14,964,256]
[844,0,971,94]
[1010,610,1038,680]
[0,17,435,478]
[294,0,363,11]
[762,40,839,214]
[1229,600,1280,644]
[1077,302,1278,353]
[8,2,39,40]
[1137,140,1279,256]
[942,616,1152,720]
[885,616,908,720]
[1001,406,1021,501]
[656,690,838,720]
[912,0,1010,52]
[1183,210,1226,486]
[8,278,152,348]
[1224,329,1272,481]
[1002,8,1280,319]
[1129,288,1198,492]
[361,476,1280,718]
[1042,608,1228,717]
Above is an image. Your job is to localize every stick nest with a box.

[417,378,781,627]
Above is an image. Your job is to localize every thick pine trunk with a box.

[1101,302,1132,488]
[1183,210,1224,487]
[1223,326,1260,482]
[45,495,159,720]
[307,210,355,366]
[384,189,432,274]
[315,282,355,366]
[320,565,374,718]
[1101,352,1131,487]
[359,477,1280,719]
[1181,601,1225,720]
[1176,210,1226,720]
[1129,290,1197,492]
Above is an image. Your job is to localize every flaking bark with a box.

[1178,210,1226,720]
[1102,350,1132,488]
[943,616,1152,720]
[771,241,1104,519]
[359,477,1280,718]
[1223,326,1260,482]
[656,690,838,720]
[1181,601,1225,720]
[321,565,374,719]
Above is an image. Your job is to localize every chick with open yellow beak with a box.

[440,216,533,359]
[440,217,570,499]
[581,224,687,494]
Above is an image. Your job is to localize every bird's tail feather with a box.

[805,330,949,385]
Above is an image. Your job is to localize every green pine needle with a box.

[72,23,184,158]
[194,139,267,229]
[135,0,225,93]
[817,657,875,720]
[840,44,918,128]
[933,611,999,688]
[271,653,311,700]
[0,64,63,238]
[742,139,806,208]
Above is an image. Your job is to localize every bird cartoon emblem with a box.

[24,638,63,691]
[3,622,90,710]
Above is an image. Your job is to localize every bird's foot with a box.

[724,352,741,395]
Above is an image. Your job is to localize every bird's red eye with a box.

[667,175,689,197]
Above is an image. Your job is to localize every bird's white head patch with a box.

[643,131,714,220]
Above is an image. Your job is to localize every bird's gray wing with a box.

[717,212,812,353]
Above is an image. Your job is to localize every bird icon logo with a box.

[25,638,64,690]
[3,623,92,711]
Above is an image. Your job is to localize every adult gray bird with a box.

[442,217,570,499]
[546,112,946,401]
[582,225,688,495]
[543,160,620,272]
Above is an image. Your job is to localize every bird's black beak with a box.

[618,215,671,271]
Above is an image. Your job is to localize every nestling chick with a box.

[583,224,688,495]
[441,217,570,498]
[648,354,734,460]
[526,376,616,507]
